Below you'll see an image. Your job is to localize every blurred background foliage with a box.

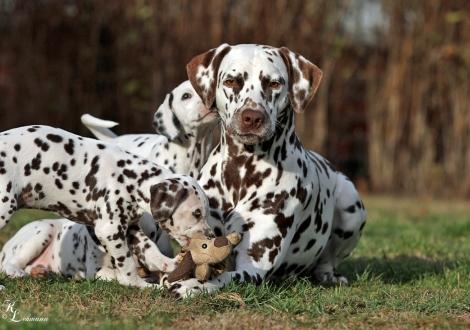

[0,0,469,197]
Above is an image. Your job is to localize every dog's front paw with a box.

[162,256,180,273]
[147,256,179,273]
[314,272,348,285]
[165,277,218,300]
[5,266,29,278]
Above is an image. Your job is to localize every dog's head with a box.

[149,175,213,247]
[187,44,322,145]
[152,80,218,140]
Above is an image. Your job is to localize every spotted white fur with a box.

[0,125,213,288]
[167,44,367,298]
[0,81,218,285]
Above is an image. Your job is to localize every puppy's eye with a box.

[181,93,191,100]
[270,81,281,89]
[202,243,208,249]
[224,79,236,87]
[193,209,202,220]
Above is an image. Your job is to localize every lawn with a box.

[0,196,469,329]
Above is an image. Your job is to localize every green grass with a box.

[0,196,469,329]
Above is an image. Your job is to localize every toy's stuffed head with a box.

[167,232,242,283]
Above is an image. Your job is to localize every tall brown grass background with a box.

[0,0,469,197]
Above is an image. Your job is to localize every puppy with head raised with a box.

[81,80,218,178]
[0,81,218,284]
[165,44,366,298]
[0,125,212,288]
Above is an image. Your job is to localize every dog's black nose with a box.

[242,109,264,129]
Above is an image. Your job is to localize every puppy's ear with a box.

[279,47,323,113]
[152,93,181,140]
[150,179,188,222]
[187,44,232,109]
[167,251,195,283]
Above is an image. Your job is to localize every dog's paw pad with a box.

[30,264,49,277]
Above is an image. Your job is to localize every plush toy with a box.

[167,232,242,283]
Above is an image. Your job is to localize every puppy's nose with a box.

[202,228,215,238]
[214,236,229,247]
[242,109,264,129]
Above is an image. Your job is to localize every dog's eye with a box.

[193,209,202,220]
[270,81,281,89]
[181,93,191,100]
[202,243,207,249]
[224,79,236,87]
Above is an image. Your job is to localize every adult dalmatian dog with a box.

[81,80,219,179]
[0,125,212,288]
[166,44,367,298]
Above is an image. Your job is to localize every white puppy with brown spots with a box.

[81,80,218,178]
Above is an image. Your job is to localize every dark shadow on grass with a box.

[0,256,461,293]
[338,255,463,284]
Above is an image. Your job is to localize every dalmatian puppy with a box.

[165,44,367,298]
[81,80,219,179]
[0,125,213,288]
[0,213,173,280]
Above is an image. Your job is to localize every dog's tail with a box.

[81,114,118,142]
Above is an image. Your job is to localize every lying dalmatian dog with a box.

[0,213,173,280]
[0,125,212,288]
[166,44,367,298]
[81,80,219,179]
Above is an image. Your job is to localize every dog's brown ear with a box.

[279,47,323,113]
[167,251,195,283]
[187,44,232,109]
[150,179,188,222]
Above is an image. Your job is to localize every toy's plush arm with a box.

[167,251,195,283]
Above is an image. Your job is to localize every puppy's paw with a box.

[167,278,218,300]
[314,272,348,285]
[5,266,29,278]
[30,264,49,277]
[162,256,180,273]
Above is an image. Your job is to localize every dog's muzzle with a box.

[229,107,273,145]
